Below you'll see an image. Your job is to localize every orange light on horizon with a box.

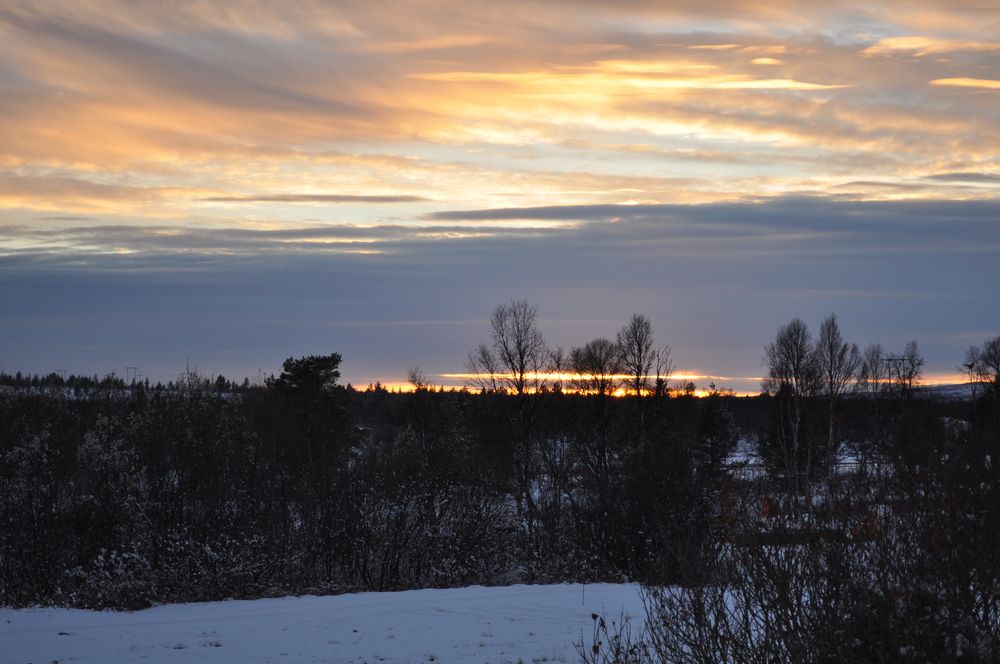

[364,381,753,398]
[362,370,974,398]
[438,371,762,382]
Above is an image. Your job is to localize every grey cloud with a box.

[6,197,998,260]
[0,173,164,202]
[0,6,372,119]
[833,181,931,191]
[924,172,1000,183]
[2,196,997,390]
[420,197,1000,262]
[0,222,560,256]
[429,196,1000,225]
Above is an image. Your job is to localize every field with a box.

[1,583,642,664]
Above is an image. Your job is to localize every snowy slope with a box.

[1,583,643,664]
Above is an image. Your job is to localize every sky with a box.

[1,1,998,393]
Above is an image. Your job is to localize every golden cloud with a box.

[930,77,1000,89]
[865,36,1000,57]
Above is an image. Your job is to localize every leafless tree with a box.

[964,336,1000,401]
[763,318,819,490]
[568,338,623,529]
[813,314,860,471]
[407,366,429,391]
[653,346,674,398]
[764,319,819,398]
[976,336,1000,386]
[467,342,501,392]
[465,299,547,395]
[465,299,548,537]
[547,346,568,394]
[857,342,889,453]
[617,314,656,397]
[885,340,924,396]
[963,345,982,400]
[859,343,887,399]
[973,336,1000,390]
[571,338,622,397]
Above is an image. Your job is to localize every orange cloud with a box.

[0,0,997,227]
[865,36,1000,56]
[930,77,1000,90]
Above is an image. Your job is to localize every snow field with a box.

[1,583,643,664]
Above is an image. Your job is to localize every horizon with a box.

[0,356,971,397]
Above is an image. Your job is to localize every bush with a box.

[61,547,154,610]
[591,441,1000,664]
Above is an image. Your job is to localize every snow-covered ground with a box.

[1,583,644,664]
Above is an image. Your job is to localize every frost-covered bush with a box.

[611,432,1000,664]
[61,547,154,610]
[155,529,271,601]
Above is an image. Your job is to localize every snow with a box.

[1,583,644,664]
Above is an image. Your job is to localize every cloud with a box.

[930,77,1000,90]
[864,36,1000,57]
[923,172,1000,183]
[0,173,179,211]
[6,197,995,259]
[0,7,369,118]
[425,197,1000,253]
[427,197,1000,222]
[1,0,998,215]
[0,220,570,257]
[410,69,847,90]
[688,44,742,50]
[2,195,997,390]
[202,194,430,204]
[367,34,493,53]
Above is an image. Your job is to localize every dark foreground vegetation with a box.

[2,303,998,661]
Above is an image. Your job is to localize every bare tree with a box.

[763,318,819,489]
[858,342,889,453]
[977,336,1000,385]
[764,319,819,399]
[616,314,656,397]
[467,342,502,392]
[465,299,548,538]
[465,299,547,395]
[963,345,982,399]
[813,314,861,471]
[547,345,568,394]
[653,345,674,398]
[885,340,924,397]
[571,338,622,397]
[973,336,1000,391]
[407,366,429,391]
[964,336,1000,402]
[859,343,887,400]
[569,337,623,533]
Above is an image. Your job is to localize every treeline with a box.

[1,303,997,617]
[0,363,719,607]
[0,370,253,395]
